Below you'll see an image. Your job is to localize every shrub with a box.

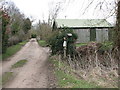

[8,36,20,46]
[48,28,78,57]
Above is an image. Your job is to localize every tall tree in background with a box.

[23,18,31,34]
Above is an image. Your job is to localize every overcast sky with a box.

[1,0,116,25]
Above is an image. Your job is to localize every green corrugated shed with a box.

[55,19,113,28]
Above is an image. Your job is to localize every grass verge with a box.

[11,60,27,68]
[49,56,101,88]
[2,72,13,85]
[1,41,27,60]
[38,40,48,47]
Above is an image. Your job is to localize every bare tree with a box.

[35,21,52,41]
[48,0,69,25]
[48,1,62,25]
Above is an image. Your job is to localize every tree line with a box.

[0,1,32,54]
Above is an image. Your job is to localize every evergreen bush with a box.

[48,27,78,57]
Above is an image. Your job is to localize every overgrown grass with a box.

[2,72,13,85]
[1,41,27,60]
[49,56,101,88]
[11,60,27,68]
[38,40,48,47]
[100,41,113,50]
[76,43,87,47]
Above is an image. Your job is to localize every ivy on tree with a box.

[1,10,10,53]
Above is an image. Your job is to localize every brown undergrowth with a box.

[60,42,119,88]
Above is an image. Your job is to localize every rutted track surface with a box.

[2,39,50,88]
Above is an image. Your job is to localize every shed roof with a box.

[55,19,113,28]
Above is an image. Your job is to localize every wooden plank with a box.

[96,29,108,42]
[74,29,90,43]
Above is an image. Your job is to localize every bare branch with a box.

[82,0,95,15]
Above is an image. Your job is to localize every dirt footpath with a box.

[2,38,53,88]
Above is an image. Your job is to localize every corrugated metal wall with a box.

[74,28,108,43]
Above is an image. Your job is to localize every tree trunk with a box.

[115,1,120,50]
